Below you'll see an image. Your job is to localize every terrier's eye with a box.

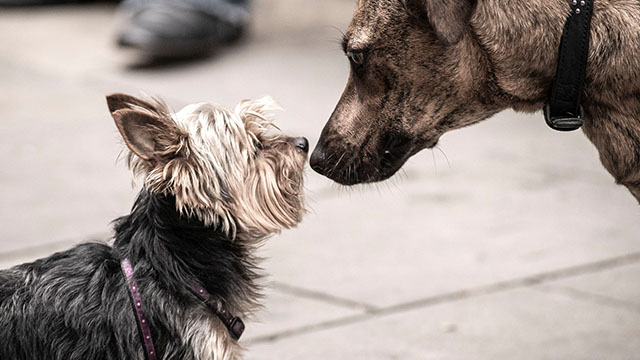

[346,51,366,76]
[255,142,264,150]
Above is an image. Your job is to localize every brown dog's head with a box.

[311,0,504,185]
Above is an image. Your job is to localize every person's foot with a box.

[0,0,116,5]
[117,0,248,58]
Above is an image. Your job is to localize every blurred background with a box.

[1,0,639,358]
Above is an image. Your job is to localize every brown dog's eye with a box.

[346,51,366,76]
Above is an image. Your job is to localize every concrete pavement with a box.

[1,1,639,358]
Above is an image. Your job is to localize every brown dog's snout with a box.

[309,144,327,174]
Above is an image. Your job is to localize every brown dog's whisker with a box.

[310,0,640,202]
[435,145,451,169]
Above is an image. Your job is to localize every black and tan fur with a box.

[310,0,640,201]
[0,94,308,360]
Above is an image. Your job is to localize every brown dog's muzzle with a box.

[311,69,424,185]
[309,145,328,174]
[310,144,382,185]
[310,137,351,183]
[311,126,416,185]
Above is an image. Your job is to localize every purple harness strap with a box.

[188,284,245,340]
[120,258,246,360]
[121,258,157,360]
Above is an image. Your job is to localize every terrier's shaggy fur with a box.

[0,93,308,360]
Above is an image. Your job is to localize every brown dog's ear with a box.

[111,109,176,162]
[106,93,158,114]
[418,0,476,45]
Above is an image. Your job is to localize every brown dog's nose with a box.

[294,137,309,153]
[310,144,326,174]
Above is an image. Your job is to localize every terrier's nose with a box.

[294,137,309,153]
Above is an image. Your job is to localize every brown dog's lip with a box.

[425,138,439,149]
[311,131,442,185]
[311,147,413,185]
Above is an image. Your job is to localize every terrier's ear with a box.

[106,93,158,114]
[415,0,476,45]
[111,109,174,162]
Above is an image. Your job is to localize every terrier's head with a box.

[106,93,308,240]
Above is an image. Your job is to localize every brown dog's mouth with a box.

[310,132,442,185]
[310,136,417,185]
[315,155,409,185]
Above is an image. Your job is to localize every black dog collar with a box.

[544,0,594,131]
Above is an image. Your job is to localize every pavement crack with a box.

[246,313,374,344]
[373,250,640,316]
[271,281,378,313]
[250,251,640,344]
[534,284,640,314]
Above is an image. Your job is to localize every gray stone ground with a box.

[1,1,639,359]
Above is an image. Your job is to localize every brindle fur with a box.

[310,0,640,201]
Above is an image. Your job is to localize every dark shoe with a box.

[117,0,248,58]
[0,0,116,5]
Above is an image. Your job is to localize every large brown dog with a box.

[310,0,640,201]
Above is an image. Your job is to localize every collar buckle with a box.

[544,103,584,131]
[188,283,245,341]
[228,317,245,340]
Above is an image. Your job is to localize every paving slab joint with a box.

[534,284,640,314]
[271,281,379,313]
[250,251,640,344]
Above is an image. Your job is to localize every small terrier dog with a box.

[0,94,308,360]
